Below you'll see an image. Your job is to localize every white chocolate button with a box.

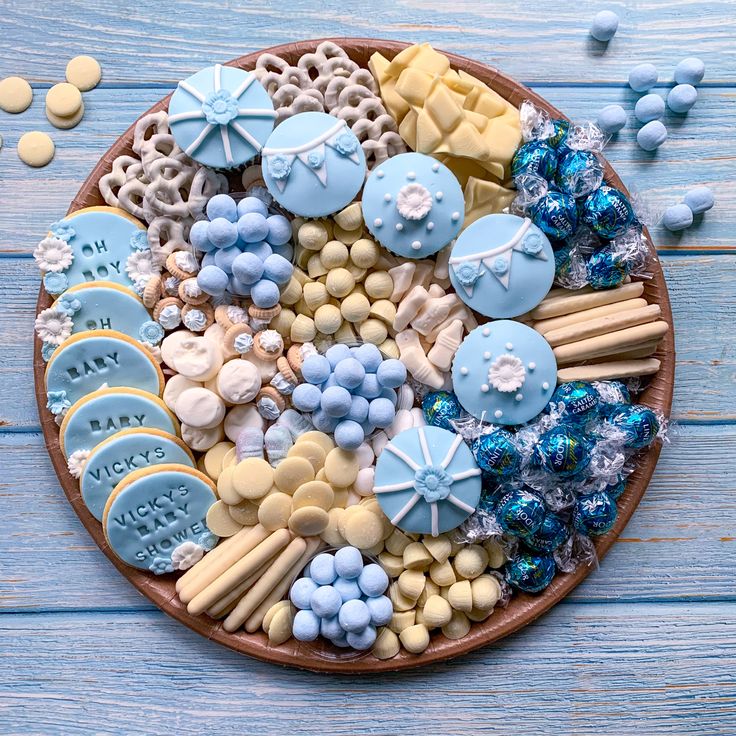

[46,101,85,130]
[176,387,226,429]
[206,500,243,537]
[162,373,202,412]
[171,336,223,381]
[46,82,82,117]
[17,131,54,167]
[223,404,265,442]
[181,422,224,452]
[324,448,359,487]
[203,441,235,481]
[292,480,334,511]
[0,76,32,113]
[257,492,293,531]
[288,506,329,537]
[65,55,102,91]
[232,457,273,500]
[273,456,315,495]
[217,358,260,404]
[161,329,194,368]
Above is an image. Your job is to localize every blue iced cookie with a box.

[168,63,276,169]
[52,282,151,340]
[103,465,217,574]
[59,387,179,459]
[80,428,194,521]
[35,207,146,294]
[261,111,366,217]
[362,152,464,259]
[373,425,481,537]
[449,214,555,318]
[452,321,557,426]
[45,330,164,415]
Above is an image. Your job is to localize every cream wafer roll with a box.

[205,556,280,619]
[602,340,662,361]
[533,298,648,336]
[530,281,644,320]
[557,358,661,383]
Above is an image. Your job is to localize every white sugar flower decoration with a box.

[34,307,73,346]
[33,237,74,273]
[126,251,156,287]
[171,541,204,570]
[396,183,433,221]
[67,449,91,479]
[488,354,526,393]
[141,342,163,363]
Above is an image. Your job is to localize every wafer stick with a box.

[602,340,661,361]
[244,537,322,633]
[205,556,280,619]
[554,320,669,364]
[544,304,662,347]
[187,529,291,616]
[530,281,644,320]
[557,358,660,382]
[533,298,648,335]
[223,537,308,632]
[178,524,270,603]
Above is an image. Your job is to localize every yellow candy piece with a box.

[340,292,371,323]
[422,534,452,563]
[46,82,82,117]
[292,480,334,511]
[397,569,426,601]
[258,492,293,531]
[298,430,335,455]
[389,582,416,613]
[389,609,416,634]
[441,610,471,640]
[321,507,347,546]
[399,623,430,654]
[324,448,359,487]
[342,509,383,550]
[314,304,343,335]
[453,544,489,580]
[471,574,502,611]
[267,603,294,645]
[372,627,400,660]
[378,551,405,579]
[263,599,291,634]
[423,594,452,628]
[273,456,315,494]
[287,440,326,472]
[203,441,235,481]
[232,457,274,500]
[403,542,433,571]
[17,131,54,167]
[216,466,242,505]
[325,268,355,298]
[228,498,259,526]
[447,579,473,613]
[205,500,244,537]
[429,558,457,587]
[65,55,102,91]
[0,75,32,113]
[288,505,329,536]
[320,240,350,269]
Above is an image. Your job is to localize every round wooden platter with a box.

[33,38,675,673]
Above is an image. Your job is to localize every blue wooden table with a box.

[1,1,735,733]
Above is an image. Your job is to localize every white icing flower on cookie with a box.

[258,329,283,353]
[174,250,199,274]
[126,251,156,286]
[157,304,182,330]
[227,305,248,324]
[396,183,433,221]
[67,449,91,479]
[171,541,204,570]
[34,307,73,346]
[181,279,203,300]
[183,308,207,331]
[33,237,74,273]
[488,354,526,393]
[164,276,181,295]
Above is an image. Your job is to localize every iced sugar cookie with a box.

[452,321,557,425]
[51,282,152,340]
[60,387,179,459]
[449,214,555,318]
[103,464,218,574]
[34,206,146,294]
[81,428,194,521]
[362,152,464,259]
[168,63,276,169]
[45,330,164,413]
[261,111,366,217]
[374,426,481,537]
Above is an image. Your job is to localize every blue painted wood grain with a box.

[0,1,734,732]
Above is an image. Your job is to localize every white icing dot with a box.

[407,171,416,180]
[528,361,536,371]
[494,409,503,419]
[542,382,550,390]
[483,351,491,360]
[376,170,385,179]
[373,218,383,228]
[515,393,523,401]
[451,211,460,222]
[411,240,422,250]
[481,384,489,393]
[435,191,444,201]
[460,366,468,376]
[432,162,440,172]
[426,222,435,231]
[505,342,514,350]
[384,193,392,202]
[396,223,404,232]
[482,327,491,337]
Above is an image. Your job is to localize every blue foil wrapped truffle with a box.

[555,150,604,199]
[605,404,661,449]
[422,391,463,431]
[496,488,546,536]
[472,430,521,479]
[586,245,630,289]
[548,381,600,424]
[530,190,578,240]
[523,513,570,553]
[511,141,558,181]
[534,425,592,478]
[505,550,556,593]
[573,490,618,536]
[581,185,635,239]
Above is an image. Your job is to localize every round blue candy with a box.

[231,251,264,284]
[229,276,251,297]
[365,595,393,626]
[262,253,293,285]
[320,615,344,640]
[325,343,352,369]
[290,576,319,609]
[637,120,668,151]
[683,186,714,215]
[357,374,382,399]
[266,214,292,246]
[292,609,321,641]
[606,404,660,448]
[590,10,619,42]
[334,546,363,579]
[357,564,389,597]
[301,354,331,385]
[505,551,556,593]
[531,190,578,240]
[535,425,591,477]
[271,243,294,261]
[379,387,397,404]
[190,219,215,251]
[511,141,557,181]
[244,240,273,261]
[346,625,377,651]
[310,585,342,618]
[201,251,217,268]
[368,398,395,429]
[334,420,365,450]
[634,93,665,123]
[472,430,520,478]
[628,63,658,92]
[359,420,376,437]
[596,104,627,134]
[321,385,352,418]
[573,491,618,536]
[549,381,600,423]
[309,553,336,585]
[208,217,239,249]
[347,395,369,424]
[555,150,603,198]
[312,409,340,433]
[376,358,407,389]
[206,194,238,222]
[333,576,363,602]
[334,357,366,389]
[236,196,268,219]
[667,84,697,114]
[662,203,694,232]
[523,513,569,553]
[197,265,229,295]
[338,599,371,633]
[606,476,627,500]
[674,57,705,86]
[214,245,241,274]
[353,343,383,372]
[292,383,323,412]
[582,185,635,238]
[250,279,280,308]
[238,212,269,244]
[586,246,629,288]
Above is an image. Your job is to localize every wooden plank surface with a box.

[0,0,734,732]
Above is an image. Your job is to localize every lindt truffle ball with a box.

[496,488,546,537]
[605,404,661,449]
[605,476,627,500]
[573,491,618,536]
[422,391,463,431]
[523,513,569,553]
[548,118,570,149]
[581,185,635,239]
[505,550,556,593]
[531,190,578,240]
[472,430,520,479]
[534,425,592,478]
[548,381,600,424]
[586,245,630,289]
[511,141,557,181]
[555,150,604,199]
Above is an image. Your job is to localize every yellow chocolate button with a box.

[228,498,259,526]
[287,440,326,472]
[257,492,293,531]
[46,82,82,117]
[206,499,244,537]
[288,506,329,537]
[343,509,384,549]
[65,55,102,91]
[232,457,274,500]
[297,430,335,455]
[273,456,315,494]
[324,448,359,487]
[292,480,334,511]
[17,131,55,167]
[46,100,85,130]
[0,76,32,113]
[216,466,242,505]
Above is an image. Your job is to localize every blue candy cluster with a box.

[662,186,715,233]
[192,193,294,308]
[291,343,407,450]
[290,547,391,651]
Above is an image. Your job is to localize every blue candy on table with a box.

[662,204,694,232]
[628,63,658,93]
[683,186,715,215]
[667,84,697,114]
[505,550,557,593]
[596,104,627,135]
[634,93,665,124]
[572,490,618,536]
[637,120,668,152]
[674,57,705,86]
[590,10,620,42]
